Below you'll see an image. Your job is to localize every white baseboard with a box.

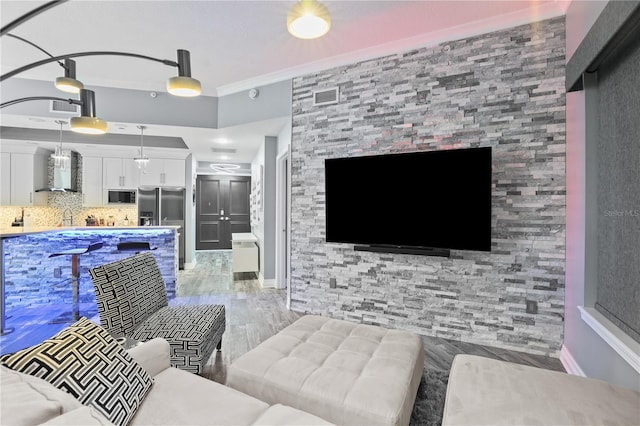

[261,278,277,288]
[560,345,586,377]
[184,262,196,270]
[578,306,640,374]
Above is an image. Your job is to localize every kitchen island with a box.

[0,226,178,335]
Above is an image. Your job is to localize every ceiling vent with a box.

[50,100,80,114]
[211,147,237,154]
[313,87,339,106]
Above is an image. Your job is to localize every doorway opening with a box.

[195,175,251,250]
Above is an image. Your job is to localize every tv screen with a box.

[324,147,492,252]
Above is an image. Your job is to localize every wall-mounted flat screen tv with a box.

[324,147,492,254]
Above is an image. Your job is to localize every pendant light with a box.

[5,35,84,94]
[134,125,150,170]
[167,50,202,97]
[287,0,331,40]
[55,59,84,94]
[52,120,70,170]
[3,2,203,101]
[69,89,108,134]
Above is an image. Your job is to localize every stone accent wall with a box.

[290,18,566,356]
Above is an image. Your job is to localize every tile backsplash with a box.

[1,154,138,227]
[1,203,137,228]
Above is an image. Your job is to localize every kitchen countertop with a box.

[0,225,180,238]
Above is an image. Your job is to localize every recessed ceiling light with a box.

[214,138,230,145]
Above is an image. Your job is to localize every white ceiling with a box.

[0,0,568,163]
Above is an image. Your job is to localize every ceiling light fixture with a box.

[134,125,150,170]
[69,89,107,134]
[167,50,202,97]
[1,89,108,134]
[2,2,202,99]
[1,49,202,97]
[52,119,70,169]
[55,59,83,94]
[287,0,331,40]
[6,33,84,94]
[210,164,241,175]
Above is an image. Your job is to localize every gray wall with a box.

[290,17,566,356]
[185,153,196,267]
[2,78,218,129]
[564,0,640,390]
[217,80,292,128]
[263,136,277,280]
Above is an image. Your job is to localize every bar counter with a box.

[0,226,178,335]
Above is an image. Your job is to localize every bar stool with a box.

[48,241,103,323]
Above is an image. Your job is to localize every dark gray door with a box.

[196,175,251,250]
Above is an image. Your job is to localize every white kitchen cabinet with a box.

[82,157,104,206]
[103,157,139,189]
[1,153,10,206]
[139,158,185,187]
[6,152,48,206]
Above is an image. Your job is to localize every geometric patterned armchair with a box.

[89,252,225,375]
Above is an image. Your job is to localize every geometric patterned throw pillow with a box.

[0,317,153,426]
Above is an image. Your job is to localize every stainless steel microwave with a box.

[107,190,136,204]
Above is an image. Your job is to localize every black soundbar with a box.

[354,245,451,257]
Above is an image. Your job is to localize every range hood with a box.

[36,151,79,192]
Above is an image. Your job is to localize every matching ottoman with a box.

[226,315,424,426]
[442,354,640,426]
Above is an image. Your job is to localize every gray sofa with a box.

[442,354,640,426]
[1,338,333,426]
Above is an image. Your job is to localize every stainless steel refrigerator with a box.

[138,188,185,269]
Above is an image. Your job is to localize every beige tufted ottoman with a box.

[226,315,424,426]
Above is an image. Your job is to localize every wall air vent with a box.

[313,87,339,106]
[211,147,237,154]
[50,100,80,114]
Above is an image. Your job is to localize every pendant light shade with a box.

[70,116,107,134]
[287,0,331,40]
[167,76,201,97]
[167,49,201,97]
[69,89,108,135]
[55,59,83,94]
[55,76,83,94]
